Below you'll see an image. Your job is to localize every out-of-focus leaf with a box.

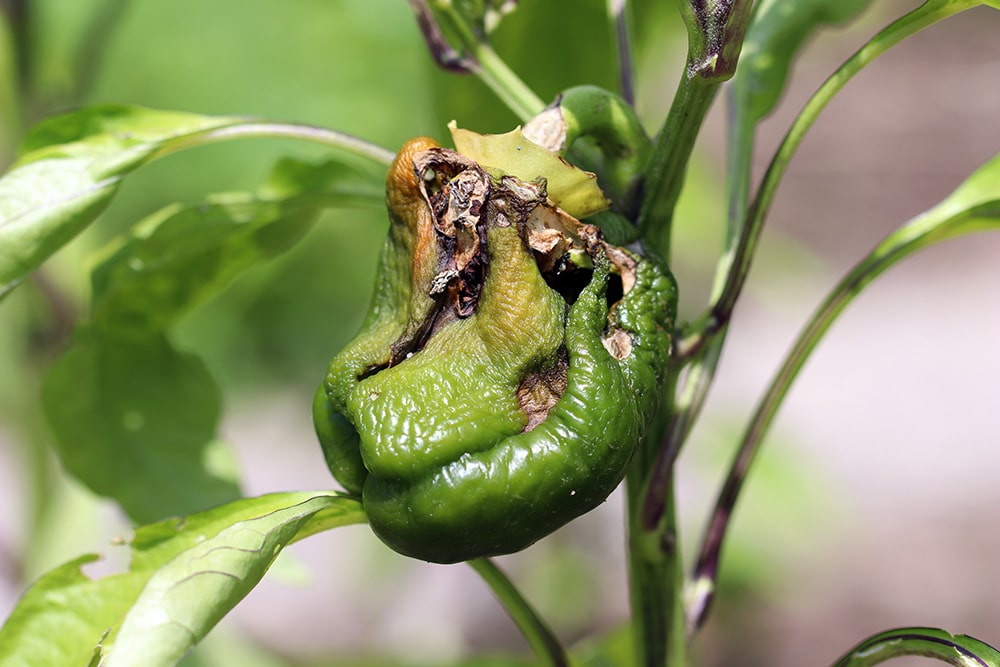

[0,12,20,162]
[0,493,366,667]
[0,105,246,298]
[571,624,633,667]
[735,0,873,121]
[90,159,381,334]
[449,122,610,217]
[42,157,384,523]
[831,627,1000,666]
[42,330,237,524]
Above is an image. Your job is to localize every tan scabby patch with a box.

[601,329,633,360]
[517,354,569,432]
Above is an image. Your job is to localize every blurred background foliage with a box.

[2,1,997,666]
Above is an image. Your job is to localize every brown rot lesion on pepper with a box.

[315,130,676,563]
[383,139,642,373]
[516,351,569,431]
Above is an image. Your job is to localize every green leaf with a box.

[735,0,873,121]
[0,105,246,298]
[89,158,381,334]
[866,151,1000,267]
[831,627,1000,666]
[0,493,366,667]
[571,624,633,667]
[42,330,239,524]
[41,157,383,522]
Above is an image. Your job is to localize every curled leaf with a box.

[449,121,611,218]
[831,626,1000,666]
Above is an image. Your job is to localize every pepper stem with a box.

[468,559,569,667]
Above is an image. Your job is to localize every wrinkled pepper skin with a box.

[314,137,677,563]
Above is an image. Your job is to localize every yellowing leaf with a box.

[449,122,611,219]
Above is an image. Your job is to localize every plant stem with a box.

[607,0,636,106]
[160,121,397,167]
[640,337,723,533]
[626,469,687,667]
[637,73,716,260]
[684,0,984,633]
[638,39,758,533]
[688,194,1000,633]
[471,42,546,122]
[427,1,545,122]
[625,367,687,667]
[468,559,569,667]
[638,0,752,259]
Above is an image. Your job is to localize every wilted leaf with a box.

[0,493,365,667]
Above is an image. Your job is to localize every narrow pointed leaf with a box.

[0,105,246,298]
[831,627,1000,666]
[867,151,1000,263]
[0,493,366,667]
[735,0,874,121]
[689,151,1000,632]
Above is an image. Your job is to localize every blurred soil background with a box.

[0,2,998,666]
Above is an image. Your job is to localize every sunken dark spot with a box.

[358,363,388,381]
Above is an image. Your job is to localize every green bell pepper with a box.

[314,136,676,563]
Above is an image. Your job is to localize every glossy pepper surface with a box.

[314,136,677,563]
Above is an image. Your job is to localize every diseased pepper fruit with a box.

[314,135,677,563]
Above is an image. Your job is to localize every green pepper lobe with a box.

[314,137,676,563]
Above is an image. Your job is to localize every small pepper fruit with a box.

[314,136,677,563]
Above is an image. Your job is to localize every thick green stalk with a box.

[638,0,752,259]
[636,31,758,535]
[637,74,716,260]
[468,559,569,667]
[626,365,686,667]
[627,471,686,667]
